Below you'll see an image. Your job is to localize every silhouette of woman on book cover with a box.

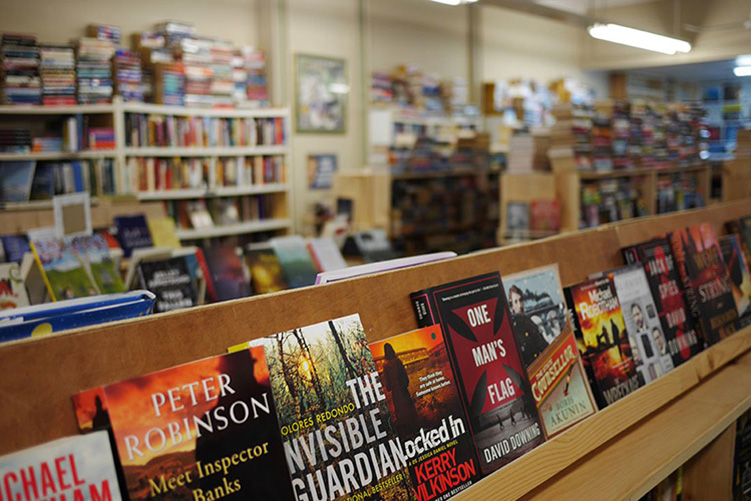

[381,343,418,433]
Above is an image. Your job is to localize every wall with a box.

[0,0,259,46]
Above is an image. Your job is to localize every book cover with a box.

[0,291,155,343]
[261,314,412,500]
[506,202,529,235]
[74,348,294,500]
[609,265,674,383]
[245,248,289,294]
[114,215,154,258]
[136,256,197,313]
[529,200,561,233]
[203,245,251,302]
[502,265,597,438]
[147,217,181,249]
[30,235,99,301]
[87,233,126,295]
[669,223,739,345]
[270,236,318,288]
[621,237,703,366]
[720,234,751,326]
[315,252,456,285]
[565,276,642,409]
[370,324,480,500]
[0,262,29,310]
[735,409,751,500]
[0,235,31,263]
[0,161,36,202]
[410,272,545,475]
[307,237,347,273]
[0,431,122,500]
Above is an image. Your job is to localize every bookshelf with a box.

[1,200,750,499]
[0,97,293,242]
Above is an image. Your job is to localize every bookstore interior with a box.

[5,0,751,499]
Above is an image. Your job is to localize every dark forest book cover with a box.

[621,237,703,366]
[502,265,597,438]
[262,314,412,501]
[410,272,544,475]
[669,223,739,345]
[370,324,480,500]
[72,348,294,500]
[565,276,642,409]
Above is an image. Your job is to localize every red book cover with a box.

[72,348,293,500]
[529,200,561,233]
[370,325,481,499]
[669,223,739,345]
[410,272,544,475]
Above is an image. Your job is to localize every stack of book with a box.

[0,33,41,105]
[243,47,269,107]
[39,44,75,106]
[591,100,614,171]
[112,48,143,102]
[612,100,632,170]
[76,38,114,104]
[87,127,115,150]
[507,130,550,172]
[155,20,195,45]
[548,103,592,172]
[209,39,234,108]
[175,38,213,107]
[31,136,63,152]
[231,48,247,105]
[0,128,31,153]
[371,71,393,105]
[153,62,184,105]
[86,23,122,45]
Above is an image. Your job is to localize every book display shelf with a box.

[2,200,751,500]
[0,97,292,242]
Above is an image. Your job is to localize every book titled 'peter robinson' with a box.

[0,431,122,500]
[260,314,412,501]
[370,324,480,500]
[410,272,545,475]
[72,348,294,500]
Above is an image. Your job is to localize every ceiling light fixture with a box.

[588,23,691,55]
[736,55,751,67]
[734,66,751,77]
[429,0,478,5]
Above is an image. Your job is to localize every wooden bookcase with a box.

[1,200,751,499]
[0,98,292,242]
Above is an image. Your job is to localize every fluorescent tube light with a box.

[734,66,751,77]
[588,23,691,55]
[429,0,477,5]
[736,55,751,66]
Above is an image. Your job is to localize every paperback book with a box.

[608,265,674,383]
[719,234,751,326]
[269,236,318,288]
[410,272,545,475]
[260,314,412,500]
[0,431,122,500]
[669,223,739,345]
[136,256,197,313]
[30,234,99,300]
[73,348,294,500]
[502,265,597,437]
[203,245,251,301]
[114,215,154,258]
[245,247,289,294]
[622,237,703,366]
[0,262,29,310]
[565,276,642,409]
[370,324,480,500]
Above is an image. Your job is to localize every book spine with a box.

[621,244,639,265]
[564,285,605,410]
[410,289,437,327]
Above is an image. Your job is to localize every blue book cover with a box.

[0,235,30,263]
[0,161,36,203]
[114,215,153,258]
[0,290,155,343]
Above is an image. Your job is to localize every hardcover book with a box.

[203,245,251,301]
[669,223,739,345]
[73,348,294,500]
[565,276,642,409]
[269,236,318,288]
[245,248,289,294]
[114,214,154,258]
[608,264,674,383]
[502,265,597,437]
[720,234,751,326]
[410,272,545,475]
[622,237,703,366]
[0,262,29,310]
[261,314,412,500]
[0,431,122,501]
[370,324,480,499]
[136,256,197,313]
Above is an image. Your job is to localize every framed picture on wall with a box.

[295,54,347,133]
[307,154,338,189]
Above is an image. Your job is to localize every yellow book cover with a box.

[147,217,181,249]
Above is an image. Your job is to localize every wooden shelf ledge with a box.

[454,328,751,501]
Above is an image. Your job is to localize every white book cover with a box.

[307,237,347,272]
[315,251,456,285]
[0,431,122,500]
[0,262,30,310]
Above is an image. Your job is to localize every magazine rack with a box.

[1,199,751,499]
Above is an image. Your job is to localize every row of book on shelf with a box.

[1,21,269,108]
[3,210,751,500]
